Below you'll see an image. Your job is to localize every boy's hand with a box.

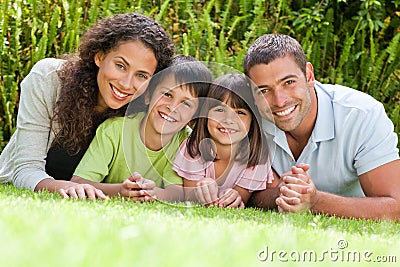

[59,183,107,200]
[195,178,219,206]
[120,172,156,201]
[218,188,244,208]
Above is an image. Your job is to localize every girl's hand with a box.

[195,178,219,206]
[58,184,107,200]
[218,188,244,208]
[120,172,156,201]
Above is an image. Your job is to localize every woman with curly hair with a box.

[0,12,175,199]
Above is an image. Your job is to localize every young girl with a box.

[0,13,174,199]
[71,55,212,202]
[173,73,275,208]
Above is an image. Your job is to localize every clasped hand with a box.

[276,163,318,213]
[119,172,156,201]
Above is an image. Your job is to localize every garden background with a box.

[0,0,399,151]
[1,1,400,267]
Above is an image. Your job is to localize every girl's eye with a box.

[162,91,172,97]
[214,107,224,112]
[237,110,247,115]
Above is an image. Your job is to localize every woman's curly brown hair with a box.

[51,13,175,155]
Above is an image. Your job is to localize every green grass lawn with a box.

[0,184,399,267]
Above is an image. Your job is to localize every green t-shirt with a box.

[74,112,190,187]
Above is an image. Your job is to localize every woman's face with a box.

[94,41,158,112]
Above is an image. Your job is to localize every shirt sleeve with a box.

[354,102,399,175]
[235,161,274,191]
[4,59,63,190]
[172,140,208,181]
[73,120,117,182]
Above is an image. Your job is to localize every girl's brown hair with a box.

[187,73,269,167]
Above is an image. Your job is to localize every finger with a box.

[58,189,69,199]
[296,163,310,172]
[141,179,156,190]
[283,175,309,185]
[75,187,87,199]
[218,191,239,207]
[95,189,107,200]
[279,194,301,205]
[201,185,213,204]
[280,185,303,198]
[217,189,233,205]
[238,201,245,209]
[195,186,207,204]
[227,195,242,208]
[276,197,296,213]
[283,183,310,194]
[85,187,97,200]
[66,188,79,199]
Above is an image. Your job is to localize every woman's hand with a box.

[58,183,107,200]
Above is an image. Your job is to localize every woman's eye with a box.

[116,63,126,70]
[237,110,247,115]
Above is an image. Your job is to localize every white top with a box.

[0,58,65,190]
[263,81,399,197]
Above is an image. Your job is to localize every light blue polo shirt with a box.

[263,81,399,197]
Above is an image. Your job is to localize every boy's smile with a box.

[142,74,199,149]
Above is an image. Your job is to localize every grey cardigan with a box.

[0,58,65,190]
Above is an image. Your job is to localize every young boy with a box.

[71,55,211,201]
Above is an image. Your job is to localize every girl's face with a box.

[207,99,252,147]
[144,74,199,141]
[95,41,158,112]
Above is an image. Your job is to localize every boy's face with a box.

[145,74,199,140]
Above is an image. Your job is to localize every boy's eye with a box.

[137,73,149,79]
[183,101,191,107]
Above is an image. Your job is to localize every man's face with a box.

[248,56,315,132]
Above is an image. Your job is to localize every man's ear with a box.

[306,62,315,88]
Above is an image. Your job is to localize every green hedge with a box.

[1,0,399,151]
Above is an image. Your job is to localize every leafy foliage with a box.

[1,0,399,150]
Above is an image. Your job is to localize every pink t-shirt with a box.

[172,139,274,191]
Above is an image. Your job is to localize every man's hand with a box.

[276,164,318,213]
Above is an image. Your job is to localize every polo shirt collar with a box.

[262,81,335,143]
